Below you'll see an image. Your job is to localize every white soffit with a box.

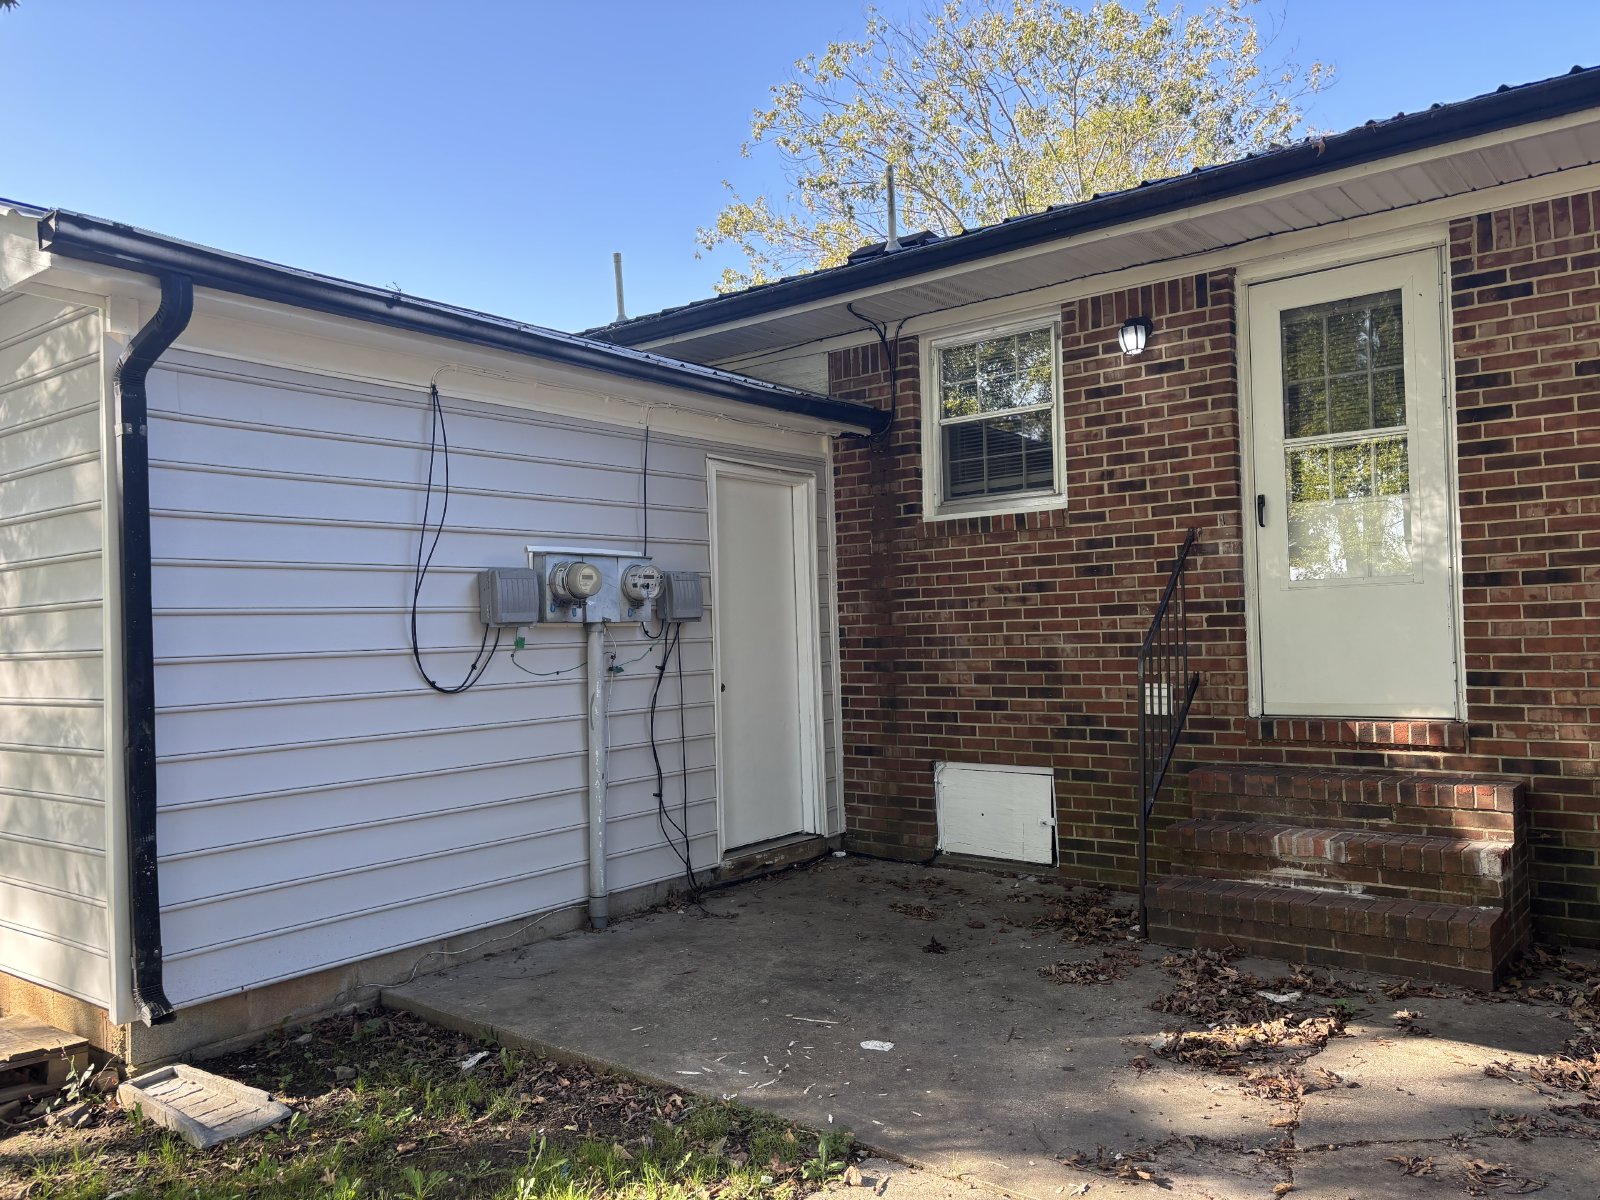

[663,117,1600,364]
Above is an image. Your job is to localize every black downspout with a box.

[116,274,193,1025]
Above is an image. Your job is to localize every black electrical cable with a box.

[410,382,500,693]
[648,621,703,906]
[675,618,690,881]
[845,302,907,442]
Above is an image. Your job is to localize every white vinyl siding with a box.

[146,352,840,1007]
[0,290,109,1005]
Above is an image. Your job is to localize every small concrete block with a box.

[46,1101,94,1128]
[118,1064,291,1148]
[0,1014,91,1105]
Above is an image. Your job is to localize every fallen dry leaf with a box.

[1039,947,1142,986]
[1386,1154,1434,1177]
[1463,1158,1546,1194]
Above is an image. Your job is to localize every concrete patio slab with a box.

[385,857,1599,1200]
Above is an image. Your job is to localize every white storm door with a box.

[1249,250,1459,718]
[709,462,820,851]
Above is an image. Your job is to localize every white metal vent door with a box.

[936,762,1056,864]
[713,470,809,851]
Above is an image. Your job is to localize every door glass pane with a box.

[1286,436,1412,581]
[1279,290,1405,435]
[1279,289,1413,583]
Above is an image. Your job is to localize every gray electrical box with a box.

[477,568,543,626]
[525,553,660,624]
[658,571,705,621]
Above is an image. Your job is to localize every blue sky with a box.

[3,2,1595,331]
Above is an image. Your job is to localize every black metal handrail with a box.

[1136,528,1202,931]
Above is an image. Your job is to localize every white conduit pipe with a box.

[585,622,610,929]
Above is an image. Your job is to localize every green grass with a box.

[0,1011,849,1200]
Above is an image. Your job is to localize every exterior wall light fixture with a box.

[1118,316,1153,356]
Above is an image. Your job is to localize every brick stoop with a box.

[1148,764,1530,989]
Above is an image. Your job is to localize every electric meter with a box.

[548,559,603,604]
[620,563,663,604]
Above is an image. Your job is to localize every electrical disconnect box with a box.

[657,570,705,621]
[477,567,544,626]
[524,552,662,624]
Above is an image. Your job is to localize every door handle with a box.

[1256,494,1267,528]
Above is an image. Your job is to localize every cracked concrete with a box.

[386,857,1600,1200]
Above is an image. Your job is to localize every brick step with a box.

[1166,819,1513,906]
[1186,765,1522,840]
[1146,877,1516,990]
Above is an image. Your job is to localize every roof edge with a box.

[35,210,889,435]
[594,65,1600,347]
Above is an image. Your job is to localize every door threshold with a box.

[716,833,828,881]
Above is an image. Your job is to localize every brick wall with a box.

[828,188,1600,946]
[1451,192,1600,944]
[830,272,1245,873]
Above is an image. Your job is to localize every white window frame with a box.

[921,314,1066,521]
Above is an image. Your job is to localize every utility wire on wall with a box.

[845,302,908,442]
[410,382,500,693]
[648,619,703,907]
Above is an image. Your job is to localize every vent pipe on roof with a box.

[884,165,901,253]
[612,252,627,323]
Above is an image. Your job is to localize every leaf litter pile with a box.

[1029,886,1146,985]
[1497,946,1600,1021]
[1484,1029,1600,1107]
[1026,886,1140,945]
[1143,947,1366,1109]
[0,1009,850,1200]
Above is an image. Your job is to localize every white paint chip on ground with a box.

[118,1064,290,1149]
[1256,990,1303,1004]
[860,1040,895,1052]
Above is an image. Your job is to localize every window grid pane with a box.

[937,326,1057,502]
[1280,290,1405,439]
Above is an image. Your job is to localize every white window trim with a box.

[921,313,1066,521]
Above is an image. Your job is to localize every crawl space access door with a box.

[935,762,1056,865]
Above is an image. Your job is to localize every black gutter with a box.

[594,65,1600,346]
[116,274,193,1026]
[37,212,888,436]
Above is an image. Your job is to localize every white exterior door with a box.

[1248,250,1460,718]
[709,462,820,851]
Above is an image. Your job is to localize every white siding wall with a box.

[147,351,840,1007]
[0,290,109,1005]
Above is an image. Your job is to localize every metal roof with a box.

[29,209,888,434]
[590,65,1600,360]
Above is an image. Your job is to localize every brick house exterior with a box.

[822,191,1599,968]
[596,71,1600,987]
